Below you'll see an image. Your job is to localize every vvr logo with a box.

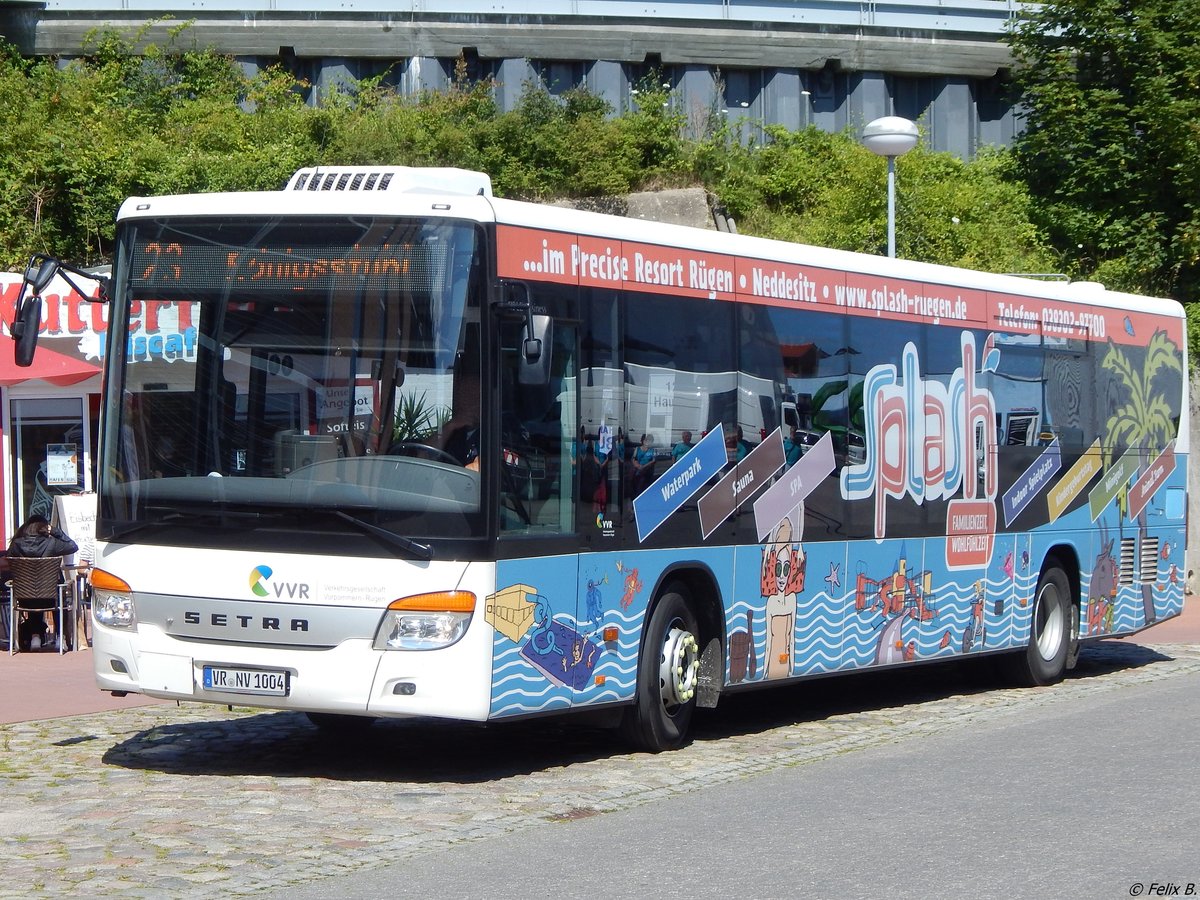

[249,565,311,600]
[249,565,272,597]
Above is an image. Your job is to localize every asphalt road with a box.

[4,640,1197,898]
[273,644,1200,900]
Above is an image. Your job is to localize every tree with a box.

[1008,0,1200,308]
[0,25,1060,283]
[702,125,1056,275]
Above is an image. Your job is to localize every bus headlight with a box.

[373,591,475,651]
[93,591,137,628]
[90,569,136,629]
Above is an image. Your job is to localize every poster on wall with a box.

[52,492,96,566]
[46,443,79,486]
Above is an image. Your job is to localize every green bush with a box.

[0,31,1086,293]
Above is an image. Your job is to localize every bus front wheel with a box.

[620,589,701,753]
[1006,565,1071,687]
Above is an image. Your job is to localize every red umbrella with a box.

[0,338,100,386]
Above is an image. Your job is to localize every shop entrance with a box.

[8,396,93,527]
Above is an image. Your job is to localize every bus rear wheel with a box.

[620,589,701,753]
[1006,565,1071,687]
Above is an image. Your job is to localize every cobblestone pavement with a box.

[2,640,1197,898]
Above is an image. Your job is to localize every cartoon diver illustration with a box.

[585,578,604,624]
[620,567,643,610]
[854,552,936,665]
[487,583,604,691]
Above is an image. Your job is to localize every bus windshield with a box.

[98,215,486,553]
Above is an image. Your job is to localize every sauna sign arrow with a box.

[698,429,785,538]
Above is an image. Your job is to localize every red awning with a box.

[0,339,100,387]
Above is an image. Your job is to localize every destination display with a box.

[129,239,449,292]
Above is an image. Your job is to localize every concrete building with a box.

[0,0,1029,159]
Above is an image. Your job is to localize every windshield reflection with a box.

[99,215,485,547]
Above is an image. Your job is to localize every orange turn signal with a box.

[90,568,132,593]
[388,591,476,613]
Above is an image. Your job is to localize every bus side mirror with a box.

[518,314,553,386]
[10,253,111,367]
[11,294,43,367]
[11,255,61,367]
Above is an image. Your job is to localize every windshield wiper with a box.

[332,510,434,561]
[102,506,433,561]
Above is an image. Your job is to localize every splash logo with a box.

[249,565,273,597]
[841,331,999,566]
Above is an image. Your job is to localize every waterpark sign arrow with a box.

[1088,447,1141,521]
[1047,440,1101,523]
[633,428,727,542]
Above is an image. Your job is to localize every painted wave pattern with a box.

[492,583,1187,717]
[490,609,640,718]
[724,568,1019,679]
[1078,572,1185,636]
[766,568,1045,677]
[490,531,1187,716]
[720,540,1190,683]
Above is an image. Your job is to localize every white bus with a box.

[12,165,1189,751]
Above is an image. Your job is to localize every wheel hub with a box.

[1036,587,1065,661]
[658,626,700,709]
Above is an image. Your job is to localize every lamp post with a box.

[862,116,918,258]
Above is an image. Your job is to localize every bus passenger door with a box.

[495,284,600,708]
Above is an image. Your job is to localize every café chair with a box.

[7,555,68,655]
[0,578,9,652]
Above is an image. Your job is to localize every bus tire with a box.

[1006,565,1071,686]
[305,712,377,732]
[620,589,701,753]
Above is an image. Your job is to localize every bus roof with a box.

[116,165,1183,322]
[488,195,1184,320]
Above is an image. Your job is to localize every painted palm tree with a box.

[1100,329,1183,624]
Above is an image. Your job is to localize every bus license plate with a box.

[202,665,289,696]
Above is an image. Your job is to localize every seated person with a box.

[440,416,480,469]
[8,515,78,651]
[440,366,483,470]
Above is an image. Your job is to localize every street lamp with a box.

[862,116,918,258]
